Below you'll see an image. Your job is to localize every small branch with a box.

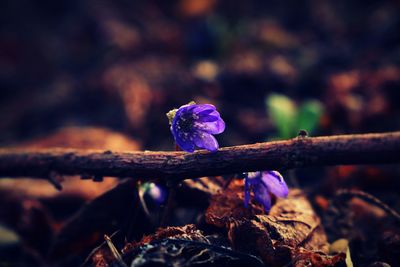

[0,132,399,182]
[104,234,128,267]
[336,189,400,223]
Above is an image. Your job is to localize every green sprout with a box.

[266,93,324,139]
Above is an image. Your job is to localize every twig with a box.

[104,234,128,267]
[80,230,120,267]
[335,189,400,223]
[0,132,399,181]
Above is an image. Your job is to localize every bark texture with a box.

[0,132,399,181]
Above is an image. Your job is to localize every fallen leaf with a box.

[206,180,345,266]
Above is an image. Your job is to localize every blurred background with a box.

[1,0,400,148]
[0,0,400,266]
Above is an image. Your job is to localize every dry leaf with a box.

[206,180,346,266]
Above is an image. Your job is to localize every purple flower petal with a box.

[171,128,195,152]
[192,104,216,114]
[194,119,225,134]
[169,103,224,152]
[242,171,288,213]
[197,109,217,118]
[244,178,251,208]
[197,108,221,120]
[197,114,219,122]
[253,183,272,212]
[182,103,197,112]
[177,104,194,114]
[147,183,167,204]
[261,171,288,198]
[246,171,262,184]
[172,105,193,127]
[193,132,219,152]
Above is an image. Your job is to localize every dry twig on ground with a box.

[0,132,399,182]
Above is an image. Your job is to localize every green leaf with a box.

[266,94,297,139]
[297,100,323,134]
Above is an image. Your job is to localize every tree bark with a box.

[0,132,399,182]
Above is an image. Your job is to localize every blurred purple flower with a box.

[244,171,288,212]
[168,103,225,152]
[141,182,167,205]
[147,183,167,204]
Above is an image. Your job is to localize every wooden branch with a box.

[0,132,399,182]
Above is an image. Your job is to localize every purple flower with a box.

[147,183,167,205]
[168,103,225,152]
[244,171,288,212]
[141,182,167,205]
